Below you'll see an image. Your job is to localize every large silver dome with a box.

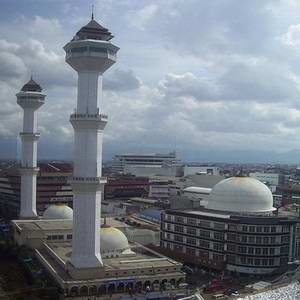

[206,176,275,214]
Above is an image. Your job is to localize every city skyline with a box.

[2,1,300,163]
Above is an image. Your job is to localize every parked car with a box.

[181,265,194,275]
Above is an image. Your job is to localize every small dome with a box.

[43,204,73,220]
[21,78,42,92]
[100,227,133,257]
[206,176,275,214]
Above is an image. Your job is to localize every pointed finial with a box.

[92,5,94,20]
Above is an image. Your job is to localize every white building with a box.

[112,151,180,174]
[182,186,211,207]
[249,172,284,187]
[183,165,220,177]
[64,16,119,269]
[16,78,45,219]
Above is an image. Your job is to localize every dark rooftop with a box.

[21,78,42,93]
[73,17,113,41]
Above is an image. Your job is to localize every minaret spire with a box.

[91,5,94,20]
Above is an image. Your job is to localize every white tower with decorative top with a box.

[16,78,45,219]
[64,17,119,269]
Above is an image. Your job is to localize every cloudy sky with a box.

[2,0,300,163]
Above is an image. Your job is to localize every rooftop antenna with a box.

[91,4,94,20]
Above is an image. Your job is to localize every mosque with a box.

[11,16,185,300]
[10,8,300,300]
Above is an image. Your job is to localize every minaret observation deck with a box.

[64,17,119,269]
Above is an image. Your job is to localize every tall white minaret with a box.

[64,17,119,268]
[16,78,45,219]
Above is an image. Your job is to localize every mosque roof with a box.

[100,227,130,254]
[206,176,275,214]
[43,204,73,220]
[73,18,113,41]
[21,78,42,93]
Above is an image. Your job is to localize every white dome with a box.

[43,204,73,220]
[206,177,275,214]
[100,227,133,257]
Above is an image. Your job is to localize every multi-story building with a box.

[160,176,299,275]
[183,165,220,176]
[0,162,72,219]
[0,164,151,219]
[112,151,180,174]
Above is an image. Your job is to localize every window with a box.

[256,237,262,244]
[228,224,237,231]
[167,224,171,231]
[263,237,269,244]
[262,259,268,266]
[186,237,196,245]
[199,230,210,238]
[263,248,268,255]
[270,237,276,244]
[214,232,224,240]
[46,236,51,240]
[199,220,210,228]
[282,236,289,243]
[52,235,58,240]
[174,225,184,233]
[241,236,247,243]
[199,240,210,249]
[214,222,225,230]
[247,258,254,265]
[213,253,223,261]
[256,226,262,233]
[166,233,170,240]
[242,226,248,232]
[249,226,255,233]
[187,227,197,235]
[175,216,184,223]
[248,247,254,254]
[238,246,247,254]
[248,236,255,243]
[269,258,274,266]
[227,255,236,264]
[280,246,289,254]
[58,235,64,240]
[255,259,261,266]
[255,248,261,255]
[227,244,236,252]
[241,257,246,264]
[187,218,197,225]
[269,248,275,255]
[271,226,276,233]
[213,243,223,251]
[67,234,72,240]
[264,227,270,233]
[282,225,289,232]
[174,235,183,242]
[186,247,196,256]
[227,233,236,241]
